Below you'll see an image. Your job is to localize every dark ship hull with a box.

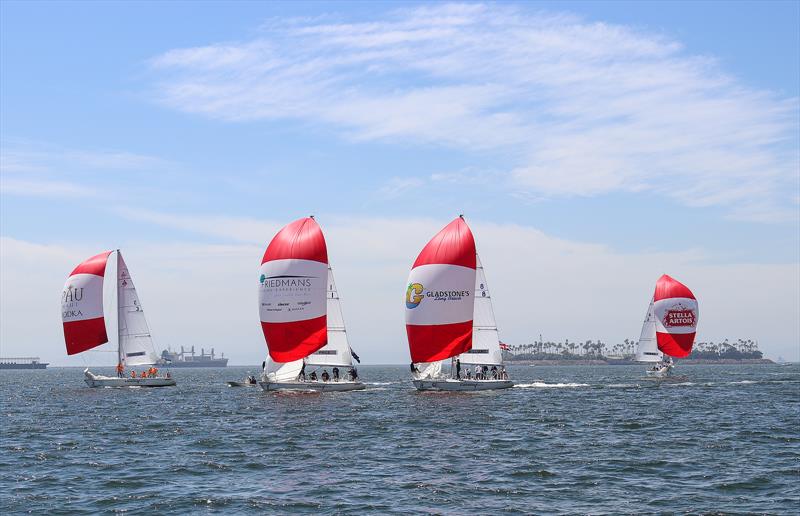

[162,358,228,368]
[159,347,228,368]
[0,358,48,370]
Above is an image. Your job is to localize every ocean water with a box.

[1,364,798,514]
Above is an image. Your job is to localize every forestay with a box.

[305,265,353,368]
[116,251,159,366]
[456,254,503,366]
[635,299,661,363]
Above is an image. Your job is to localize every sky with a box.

[1,1,798,365]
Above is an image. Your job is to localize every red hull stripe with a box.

[657,331,695,358]
[407,320,473,363]
[262,217,328,265]
[413,218,476,269]
[70,251,112,277]
[654,274,695,301]
[261,315,327,363]
[63,317,108,355]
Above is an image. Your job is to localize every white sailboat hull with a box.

[259,380,365,392]
[84,369,176,388]
[413,379,514,391]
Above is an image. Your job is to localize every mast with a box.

[116,250,122,366]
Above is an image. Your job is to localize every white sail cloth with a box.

[305,265,354,368]
[116,252,159,367]
[264,357,305,381]
[413,361,442,380]
[635,299,662,363]
[455,254,503,366]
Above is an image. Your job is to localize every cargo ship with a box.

[158,346,228,367]
[0,357,49,369]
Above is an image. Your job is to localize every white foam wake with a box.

[514,382,590,388]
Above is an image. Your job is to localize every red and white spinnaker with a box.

[258,217,329,363]
[653,274,699,358]
[405,217,477,364]
[62,251,112,355]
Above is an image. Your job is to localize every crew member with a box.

[116,362,124,378]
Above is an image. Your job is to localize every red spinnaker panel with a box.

[653,274,699,358]
[62,251,112,355]
[406,217,477,363]
[258,217,329,363]
[261,217,328,265]
[406,320,474,363]
[413,218,476,269]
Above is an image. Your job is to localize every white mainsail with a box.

[305,265,353,368]
[635,299,662,363]
[117,251,159,367]
[456,254,503,366]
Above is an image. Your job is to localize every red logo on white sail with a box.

[662,304,697,328]
[652,274,699,358]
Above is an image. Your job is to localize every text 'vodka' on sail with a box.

[405,216,477,378]
[257,217,364,391]
[61,250,175,387]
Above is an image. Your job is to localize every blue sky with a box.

[1,1,798,364]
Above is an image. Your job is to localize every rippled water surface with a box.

[2,364,798,514]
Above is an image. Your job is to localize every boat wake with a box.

[514,382,590,389]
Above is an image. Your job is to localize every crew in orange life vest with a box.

[140,371,147,379]
[116,362,124,378]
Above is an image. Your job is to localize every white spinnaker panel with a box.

[117,252,159,366]
[414,360,442,379]
[306,265,353,367]
[457,255,503,365]
[635,299,661,362]
[264,357,304,382]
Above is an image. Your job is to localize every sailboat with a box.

[258,217,364,392]
[62,250,176,387]
[635,274,699,377]
[406,216,513,391]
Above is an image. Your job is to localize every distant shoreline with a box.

[507,358,775,366]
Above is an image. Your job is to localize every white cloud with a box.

[148,3,799,222]
[113,207,280,244]
[0,178,97,197]
[4,216,797,366]
[377,177,425,198]
[0,143,170,200]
